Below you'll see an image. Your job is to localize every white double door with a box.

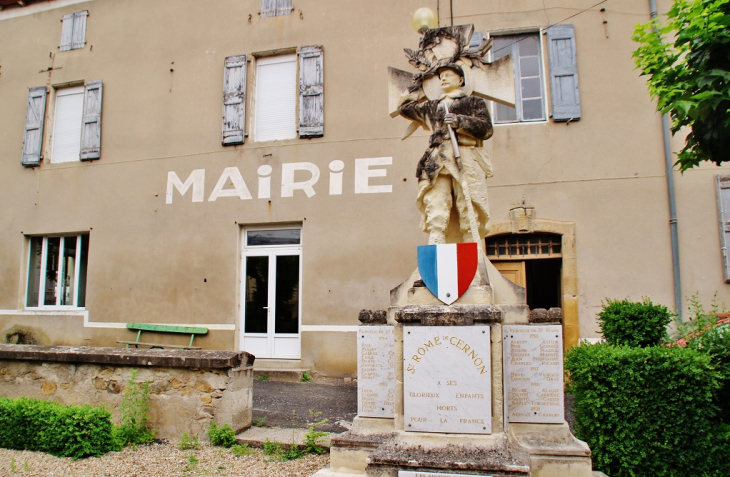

[240,245,301,359]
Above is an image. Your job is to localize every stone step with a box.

[253,368,311,382]
[311,466,365,477]
[254,358,306,369]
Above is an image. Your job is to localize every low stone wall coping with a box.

[0,344,255,369]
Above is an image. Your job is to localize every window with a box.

[255,54,298,142]
[490,24,581,123]
[261,0,292,17]
[716,174,730,282]
[51,86,84,163]
[492,33,546,123]
[26,234,89,308]
[221,46,323,145]
[60,11,88,51]
[21,80,103,166]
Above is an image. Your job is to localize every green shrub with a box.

[114,369,155,447]
[0,397,116,459]
[207,422,236,448]
[565,343,730,477]
[597,298,672,347]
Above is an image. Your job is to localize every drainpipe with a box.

[650,0,683,319]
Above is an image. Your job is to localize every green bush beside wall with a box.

[565,344,730,477]
[597,298,672,347]
[0,397,116,459]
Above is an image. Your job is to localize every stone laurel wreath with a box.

[403,25,493,93]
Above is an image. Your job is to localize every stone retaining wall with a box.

[0,345,255,440]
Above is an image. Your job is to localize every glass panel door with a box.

[240,229,301,359]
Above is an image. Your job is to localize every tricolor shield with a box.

[417,243,478,305]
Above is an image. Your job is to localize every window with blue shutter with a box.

[21,86,48,167]
[546,24,581,122]
[716,174,730,282]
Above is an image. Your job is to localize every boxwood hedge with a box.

[0,397,116,459]
[565,343,730,477]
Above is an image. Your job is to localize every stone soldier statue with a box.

[397,63,494,245]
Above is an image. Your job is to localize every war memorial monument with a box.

[319,9,595,477]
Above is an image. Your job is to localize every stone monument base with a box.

[321,267,595,477]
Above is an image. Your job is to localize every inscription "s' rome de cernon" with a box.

[403,326,491,434]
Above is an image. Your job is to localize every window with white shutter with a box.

[49,81,103,163]
[60,11,88,52]
[716,174,730,282]
[255,54,297,142]
[222,55,247,146]
[261,0,292,17]
[51,86,84,163]
[299,45,324,138]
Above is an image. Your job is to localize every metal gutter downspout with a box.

[650,0,683,319]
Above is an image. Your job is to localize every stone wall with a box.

[0,345,255,440]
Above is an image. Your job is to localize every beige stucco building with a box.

[1,0,727,377]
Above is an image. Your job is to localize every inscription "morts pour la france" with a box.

[403,326,492,434]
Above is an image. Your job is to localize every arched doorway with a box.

[486,219,578,350]
[486,233,562,310]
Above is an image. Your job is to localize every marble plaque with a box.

[403,326,491,434]
[503,325,564,423]
[357,325,395,418]
[400,472,493,477]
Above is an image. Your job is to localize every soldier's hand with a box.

[444,113,459,128]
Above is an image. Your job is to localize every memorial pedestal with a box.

[322,266,594,477]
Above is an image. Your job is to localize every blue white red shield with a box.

[417,243,478,305]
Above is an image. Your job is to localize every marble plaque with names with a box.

[400,472,493,477]
[403,325,491,434]
[503,325,564,423]
[358,325,395,418]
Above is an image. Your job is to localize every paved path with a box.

[252,379,357,433]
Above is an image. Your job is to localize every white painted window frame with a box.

[50,85,85,163]
[253,54,298,142]
[489,28,549,125]
[26,234,87,309]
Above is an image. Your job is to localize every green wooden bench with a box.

[117,323,209,350]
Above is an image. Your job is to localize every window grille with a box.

[486,234,562,259]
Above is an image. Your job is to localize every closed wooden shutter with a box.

[222,55,247,146]
[60,13,74,51]
[80,80,102,161]
[716,175,730,282]
[22,86,48,167]
[261,0,277,17]
[71,11,88,50]
[276,0,292,16]
[546,24,581,122]
[298,45,324,138]
[255,54,297,142]
[261,0,291,17]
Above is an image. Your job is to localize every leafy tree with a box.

[633,0,730,171]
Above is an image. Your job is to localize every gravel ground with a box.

[0,442,328,477]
